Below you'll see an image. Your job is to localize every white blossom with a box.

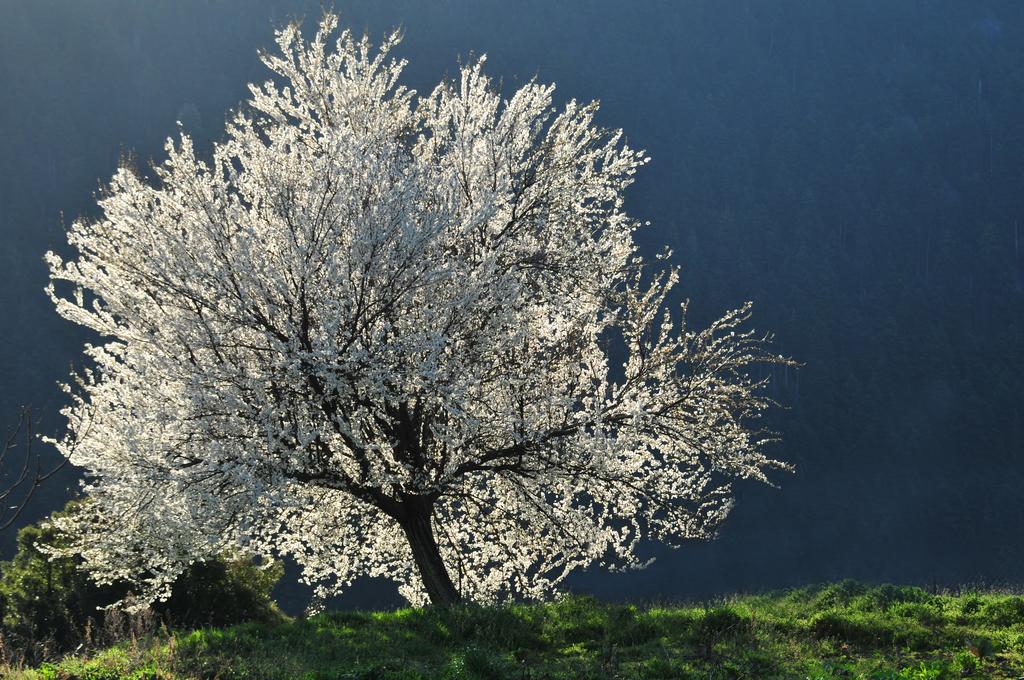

[46,14,791,607]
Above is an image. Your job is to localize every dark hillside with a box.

[0,1,1022,609]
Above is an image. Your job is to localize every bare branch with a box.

[0,407,71,531]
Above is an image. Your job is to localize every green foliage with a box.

[978,597,1024,628]
[699,606,748,638]
[11,583,1024,679]
[155,556,283,630]
[0,500,283,660]
[0,501,128,653]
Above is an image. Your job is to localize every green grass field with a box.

[10,582,1024,679]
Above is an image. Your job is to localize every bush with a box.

[978,596,1024,627]
[809,611,887,646]
[812,580,868,610]
[0,499,283,660]
[0,500,127,655]
[888,601,945,627]
[700,606,748,638]
[156,555,283,630]
[866,584,929,608]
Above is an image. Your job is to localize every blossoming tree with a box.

[46,15,790,606]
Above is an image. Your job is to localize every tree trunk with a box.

[399,505,461,606]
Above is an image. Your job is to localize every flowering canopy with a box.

[46,15,790,606]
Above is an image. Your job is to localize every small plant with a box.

[954,647,980,675]
[895,660,947,679]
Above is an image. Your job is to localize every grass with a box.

[8,581,1024,679]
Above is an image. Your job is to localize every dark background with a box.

[2,0,1022,613]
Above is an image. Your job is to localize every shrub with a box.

[864,583,930,609]
[888,601,945,627]
[812,580,868,610]
[978,596,1024,627]
[156,556,283,629]
[0,500,127,654]
[699,606,748,638]
[809,611,888,646]
[0,499,283,660]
